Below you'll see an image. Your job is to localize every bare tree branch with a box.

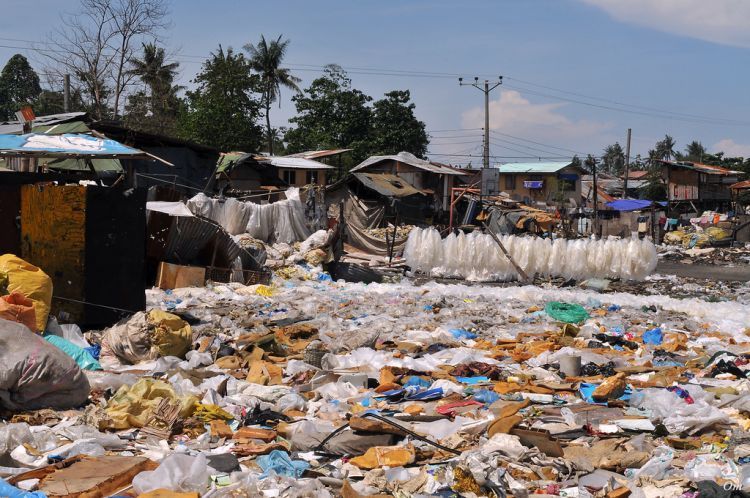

[42,0,169,120]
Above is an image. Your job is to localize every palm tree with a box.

[602,142,625,175]
[128,43,180,102]
[684,140,706,162]
[245,35,301,155]
[655,134,676,161]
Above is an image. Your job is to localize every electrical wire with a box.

[3,38,747,128]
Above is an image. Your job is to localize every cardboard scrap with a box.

[349,444,415,469]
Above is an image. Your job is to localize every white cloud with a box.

[714,139,750,158]
[580,0,750,49]
[460,90,612,155]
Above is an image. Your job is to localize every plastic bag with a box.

[0,479,46,498]
[0,255,52,332]
[0,318,89,411]
[44,334,101,370]
[0,293,37,332]
[101,309,192,365]
[545,302,590,324]
[132,453,212,494]
[105,378,197,429]
[275,392,307,413]
[624,446,674,480]
[257,450,310,478]
[642,327,663,346]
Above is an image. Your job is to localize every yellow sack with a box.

[105,378,197,430]
[147,309,192,358]
[0,254,53,332]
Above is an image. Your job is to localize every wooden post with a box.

[482,222,529,282]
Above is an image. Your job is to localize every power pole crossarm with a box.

[459,76,502,170]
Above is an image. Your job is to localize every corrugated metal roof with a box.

[353,172,423,197]
[286,149,351,159]
[660,160,742,176]
[352,151,464,175]
[0,112,87,135]
[730,180,750,190]
[268,156,333,170]
[495,161,575,174]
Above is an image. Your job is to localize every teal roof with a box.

[495,161,575,174]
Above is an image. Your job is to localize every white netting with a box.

[403,227,657,281]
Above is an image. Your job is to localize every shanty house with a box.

[659,160,742,212]
[350,151,463,213]
[495,161,585,206]
[214,152,287,194]
[269,155,334,187]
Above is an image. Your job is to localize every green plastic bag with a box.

[44,334,102,371]
[545,301,589,324]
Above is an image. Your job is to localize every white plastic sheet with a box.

[404,227,658,281]
[186,188,312,243]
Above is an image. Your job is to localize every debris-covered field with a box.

[4,267,750,497]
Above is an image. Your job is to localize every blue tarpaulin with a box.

[0,133,145,157]
[606,199,667,212]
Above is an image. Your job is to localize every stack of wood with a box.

[341,250,407,276]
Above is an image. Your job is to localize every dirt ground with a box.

[656,260,750,281]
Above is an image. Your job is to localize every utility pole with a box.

[63,74,71,113]
[459,76,502,169]
[623,128,631,199]
[590,157,599,236]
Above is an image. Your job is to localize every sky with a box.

[1,0,749,165]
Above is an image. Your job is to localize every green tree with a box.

[244,35,301,155]
[0,54,42,120]
[654,134,676,160]
[284,65,372,165]
[177,46,263,152]
[678,140,706,162]
[125,43,183,135]
[639,168,667,201]
[33,88,86,116]
[601,142,625,175]
[371,90,428,157]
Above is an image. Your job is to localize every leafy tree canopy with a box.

[371,90,428,158]
[0,54,42,120]
[177,46,263,152]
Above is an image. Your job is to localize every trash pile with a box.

[405,228,658,282]
[1,255,750,496]
[663,226,733,249]
[660,244,750,267]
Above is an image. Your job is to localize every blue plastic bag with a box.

[44,335,101,371]
[473,389,500,404]
[643,327,663,346]
[449,328,477,340]
[257,450,309,478]
[0,479,47,498]
[403,376,431,388]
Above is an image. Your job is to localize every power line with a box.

[503,82,750,127]
[3,39,748,128]
[505,76,750,126]
[489,130,588,155]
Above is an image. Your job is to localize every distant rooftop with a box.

[494,161,577,174]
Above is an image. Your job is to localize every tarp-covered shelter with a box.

[327,171,430,255]
[351,151,463,213]
[216,152,288,194]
